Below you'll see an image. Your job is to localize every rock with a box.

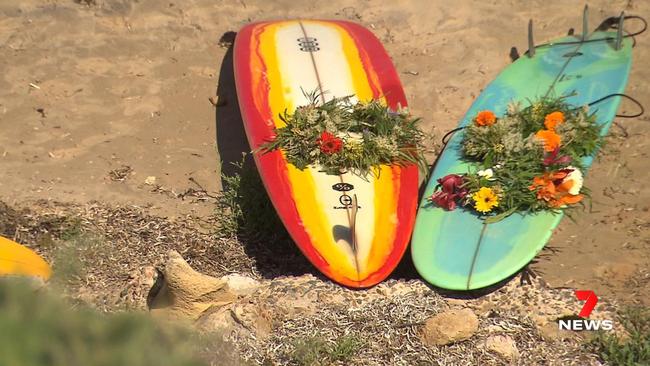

[421,308,479,346]
[196,302,272,340]
[231,303,272,338]
[274,296,318,317]
[196,306,237,335]
[537,321,575,342]
[144,176,156,185]
[485,335,519,361]
[149,250,237,319]
[223,274,260,296]
[114,266,159,309]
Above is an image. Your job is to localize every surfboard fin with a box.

[615,12,625,50]
[527,19,535,58]
[509,47,520,62]
[582,5,589,41]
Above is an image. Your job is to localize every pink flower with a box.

[438,174,465,194]
[543,147,572,166]
[428,174,468,211]
[430,191,456,210]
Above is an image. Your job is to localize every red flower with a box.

[428,174,468,211]
[542,146,572,166]
[317,131,343,154]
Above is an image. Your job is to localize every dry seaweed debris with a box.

[232,278,601,366]
[1,200,256,309]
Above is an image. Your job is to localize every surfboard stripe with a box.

[234,20,417,287]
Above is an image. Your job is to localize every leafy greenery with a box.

[0,279,209,366]
[215,157,289,243]
[589,306,650,365]
[430,95,603,222]
[290,335,363,366]
[258,92,427,176]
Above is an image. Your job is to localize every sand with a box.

[0,0,648,305]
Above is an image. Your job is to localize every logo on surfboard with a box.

[332,183,361,210]
[332,183,354,192]
[297,37,319,52]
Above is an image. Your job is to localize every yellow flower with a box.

[345,140,364,160]
[472,187,499,213]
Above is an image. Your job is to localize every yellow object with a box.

[472,187,500,213]
[0,236,52,280]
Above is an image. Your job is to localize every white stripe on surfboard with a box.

[274,21,377,274]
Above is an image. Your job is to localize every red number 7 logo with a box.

[575,290,598,318]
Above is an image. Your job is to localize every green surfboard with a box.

[411,29,634,290]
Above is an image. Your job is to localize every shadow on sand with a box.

[214,35,314,279]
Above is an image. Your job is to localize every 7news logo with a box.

[558,290,614,331]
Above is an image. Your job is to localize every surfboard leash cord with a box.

[587,93,645,119]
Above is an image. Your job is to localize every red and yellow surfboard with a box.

[234,20,418,288]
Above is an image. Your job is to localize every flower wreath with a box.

[429,95,602,222]
[258,93,427,176]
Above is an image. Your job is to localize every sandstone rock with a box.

[421,308,479,346]
[231,303,272,338]
[149,250,237,319]
[116,266,159,309]
[274,296,318,317]
[196,302,272,340]
[485,335,519,361]
[196,306,237,336]
[537,321,575,342]
[223,273,260,296]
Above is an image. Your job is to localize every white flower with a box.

[478,168,495,180]
[564,166,583,195]
[343,132,364,142]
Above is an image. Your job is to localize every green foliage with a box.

[0,279,208,366]
[290,335,363,366]
[258,91,428,177]
[328,335,364,362]
[590,306,650,365]
[215,161,246,238]
[215,157,288,243]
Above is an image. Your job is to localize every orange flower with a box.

[475,110,496,127]
[535,129,561,152]
[529,170,583,208]
[544,111,565,130]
